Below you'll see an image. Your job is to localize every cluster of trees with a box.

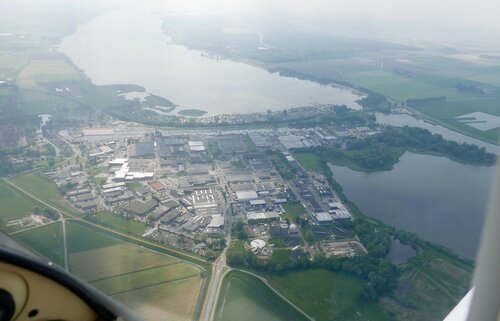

[348,127,496,165]
[0,149,34,177]
[406,96,446,106]
[233,220,248,240]
[33,207,59,220]
[266,151,299,180]
[59,182,78,195]
[290,106,374,128]
[298,126,495,172]
[357,91,390,113]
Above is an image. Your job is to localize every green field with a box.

[13,222,65,266]
[112,278,202,321]
[0,180,39,230]
[91,263,199,295]
[9,171,78,214]
[268,269,389,321]
[269,249,292,265]
[215,271,310,321]
[381,250,473,321]
[410,99,500,144]
[346,70,465,101]
[21,90,80,115]
[17,60,82,88]
[292,153,324,172]
[282,203,307,217]
[65,222,204,321]
[86,211,147,235]
[467,71,500,87]
[0,53,28,75]
[242,134,257,152]
[178,109,207,117]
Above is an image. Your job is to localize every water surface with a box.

[328,152,495,259]
[59,6,362,115]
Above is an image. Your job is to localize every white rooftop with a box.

[315,212,333,222]
[208,215,224,228]
[236,190,259,201]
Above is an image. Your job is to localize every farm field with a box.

[21,90,80,115]
[12,222,65,266]
[215,271,310,321]
[410,99,500,144]
[66,222,205,321]
[85,211,147,236]
[292,152,324,172]
[69,243,178,281]
[381,252,473,321]
[16,60,82,89]
[267,269,389,321]
[0,53,28,75]
[113,277,202,321]
[0,180,39,231]
[9,171,78,214]
[345,70,465,101]
[65,221,122,253]
[467,71,500,87]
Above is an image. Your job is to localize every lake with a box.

[58,6,362,115]
[328,153,495,259]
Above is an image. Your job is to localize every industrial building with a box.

[124,199,159,216]
[313,212,334,224]
[236,190,259,202]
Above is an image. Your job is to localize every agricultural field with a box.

[291,152,324,172]
[0,180,39,231]
[381,252,473,321]
[85,211,147,236]
[410,99,500,144]
[467,71,500,87]
[267,269,389,321]
[242,134,257,152]
[9,171,78,214]
[20,90,80,115]
[66,222,203,321]
[65,221,122,253]
[12,222,65,266]
[113,278,202,321]
[0,52,28,75]
[345,70,465,101]
[16,60,82,89]
[69,243,177,281]
[215,271,310,321]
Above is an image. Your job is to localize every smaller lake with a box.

[328,152,495,259]
[386,237,416,265]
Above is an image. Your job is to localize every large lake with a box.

[329,153,495,259]
[58,6,362,115]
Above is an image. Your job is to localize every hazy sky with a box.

[148,0,500,47]
[1,0,499,48]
